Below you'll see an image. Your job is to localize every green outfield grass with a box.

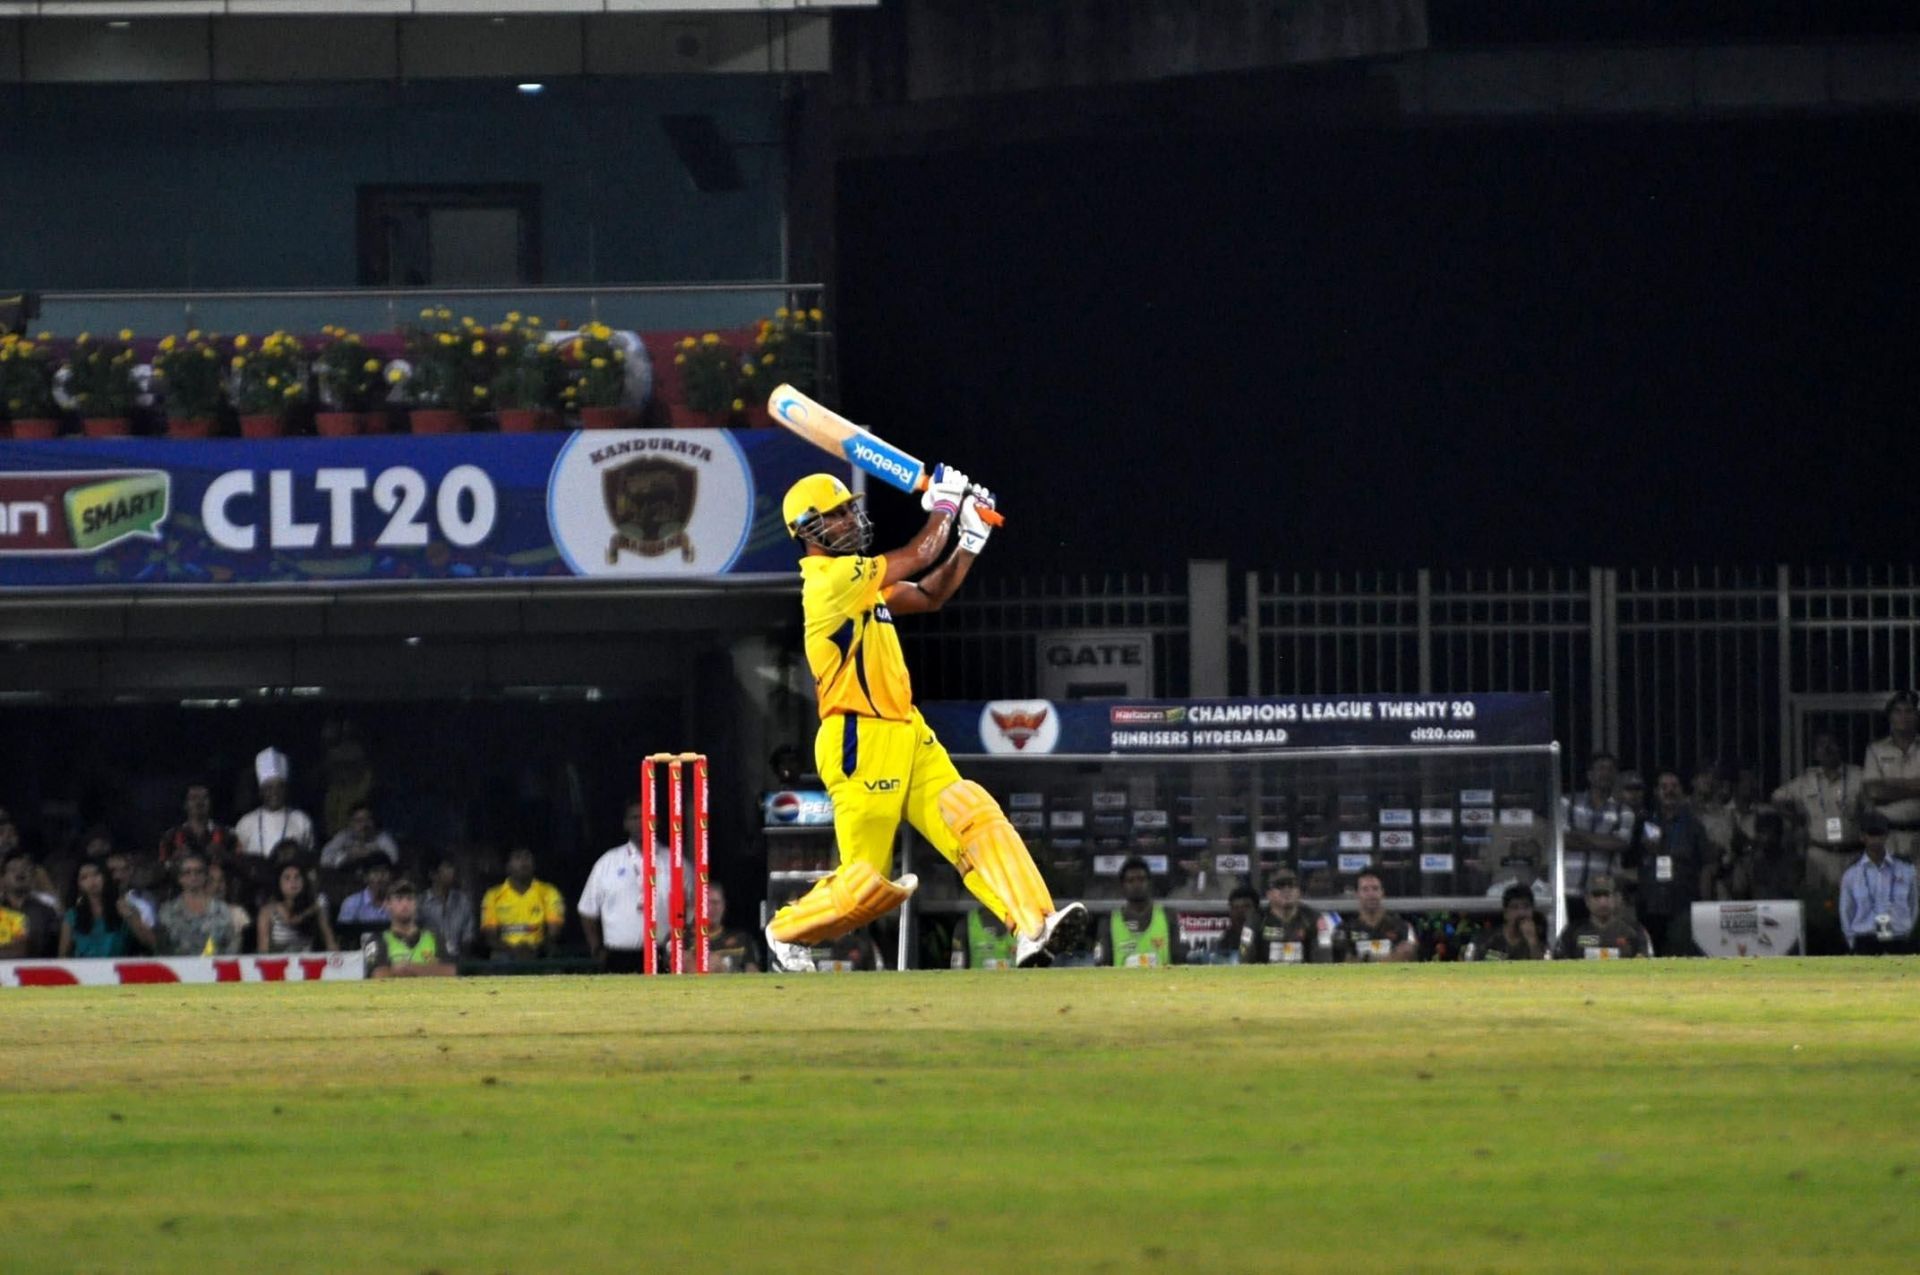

[2,960,1916,1273]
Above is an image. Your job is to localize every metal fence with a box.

[906,562,1920,787]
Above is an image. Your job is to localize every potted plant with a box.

[153,331,224,438]
[571,322,639,429]
[668,332,739,429]
[489,315,564,432]
[402,308,495,434]
[67,330,139,436]
[743,305,824,426]
[314,326,383,437]
[1,332,60,439]
[230,332,310,438]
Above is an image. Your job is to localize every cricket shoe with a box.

[1015,901,1090,969]
[764,921,817,974]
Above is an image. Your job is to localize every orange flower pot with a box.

[315,412,362,437]
[166,417,216,439]
[409,409,469,435]
[82,416,131,438]
[581,405,642,430]
[240,413,285,439]
[664,404,726,430]
[497,408,557,433]
[8,417,60,440]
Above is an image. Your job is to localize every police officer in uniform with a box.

[1241,868,1325,965]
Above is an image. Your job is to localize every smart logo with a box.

[843,435,920,490]
[0,470,170,555]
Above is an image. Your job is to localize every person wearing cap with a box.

[1551,875,1649,960]
[1837,812,1916,955]
[1241,869,1326,965]
[1862,691,1920,862]
[235,748,316,861]
[1470,884,1546,961]
[1334,868,1418,963]
[365,877,455,978]
[1624,771,1710,956]
[1773,732,1867,893]
[1094,855,1183,967]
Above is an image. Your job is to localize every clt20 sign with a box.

[202,465,497,551]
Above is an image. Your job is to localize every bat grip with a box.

[911,477,1007,526]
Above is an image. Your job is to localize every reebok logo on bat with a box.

[844,437,918,488]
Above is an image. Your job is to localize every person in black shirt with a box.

[1473,884,1546,961]
[1552,874,1649,960]
[1336,868,1417,962]
[1624,772,1710,956]
[1242,868,1325,965]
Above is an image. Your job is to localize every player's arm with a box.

[877,465,970,588]
[1388,922,1419,962]
[887,486,995,615]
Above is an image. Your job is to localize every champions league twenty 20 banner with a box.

[921,694,1555,755]
[0,431,834,587]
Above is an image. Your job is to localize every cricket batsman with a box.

[763,464,1089,972]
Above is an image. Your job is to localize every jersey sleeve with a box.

[576,863,602,919]
[480,886,501,928]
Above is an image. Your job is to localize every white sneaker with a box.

[1015,901,1090,969]
[764,920,816,974]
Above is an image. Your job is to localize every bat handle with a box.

[913,477,1007,527]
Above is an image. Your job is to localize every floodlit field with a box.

[3,961,1916,1273]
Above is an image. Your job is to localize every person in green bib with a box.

[952,907,1019,969]
[367,878,456,979]
[1095,856,1186,967]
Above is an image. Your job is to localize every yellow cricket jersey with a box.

[0,906,25,949]
[801,553,913,721]
[480,879,565,949]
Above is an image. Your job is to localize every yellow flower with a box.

[231,357,246,369]
[36,331,51,341]
[731,398,745,412]
[438,333,455,347]
[495,345,507,358]
[420,308,435,319]
[700,333,719,346]
[77,332,92,343]
[527,316,541,327]
[761,353,775,365]
[673,353,686,366]
[562,386,577,399]
[436,308,452,320]
[808,308,823,322]
[473,385,489,399]
[267,376,280,388]
[386,368,405,384]
[233,335,250,350]
[590,357,607,370]
[284,384,303,398]
[187,329,202,341]
[118,328,133,341]
[506,311,522,323]
[202,348,216,360]
[741,364,755,378]
[612,349,625,362]
[536,343,553,355]
[775,307,789,319]
[158,335,177,352]
[470,339,486,356]
[679,337,696,350]
[363,359,381,374]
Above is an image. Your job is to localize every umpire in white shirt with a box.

[578,798,693,973]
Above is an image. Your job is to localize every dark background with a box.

[835,116,1917,571]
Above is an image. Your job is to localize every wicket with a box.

[638,752,711,975]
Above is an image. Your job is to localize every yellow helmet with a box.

[782,473,856,537]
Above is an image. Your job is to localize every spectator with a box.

[1551,875,1649,959]
[1838,812,1915,955]
[1470,884,1546,961]
[1691,759,1736,864]
[1773,732,1866,893]
[817,928,880,972]
[1625,771,1710,957]
[156,852,240,956]
[1335,868,1418,963]
[257,862,338,954]
[156,783,241,871]
[1,850,60,958]
[578,800,687,973]
[235,748,316,861]
[336,859,394,928]
[1739,809,1804,902]
[0,898,25,958]
[1862,690,1920,862]
[1203,884,1259,966]
[365,877,456,978]
[480,847,565,960]
[104,850,158,943]
[1094,855,1183,967]
[204,861,253,954]
[698,884,761,973]
[59,857,148,958]
[419,857,476,960]
[952,906,1018,969]
[1241,868,1326,965]
[318,803,400,872]
[1558,751,1635,905]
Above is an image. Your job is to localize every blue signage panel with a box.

[922,694,1555,755]
[0,430,833,587]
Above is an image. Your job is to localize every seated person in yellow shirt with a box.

[480,847,566,959]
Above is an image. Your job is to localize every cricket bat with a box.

[766,385,1005,526]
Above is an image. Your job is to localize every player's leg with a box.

[766,716,917,968]
[901,724,1020,927]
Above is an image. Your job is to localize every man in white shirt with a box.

[1773,732,1867,892]
[319,802,400,871]
[235,748,316,860]
[1558,751,1635,907]
[577,799,692,973]
[1863,690,1920,862]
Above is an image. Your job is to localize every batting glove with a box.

[919,463,970,516]
[958,487,995,554]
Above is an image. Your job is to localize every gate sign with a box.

[1,952,366,987]
[1037,629,1153,699]
[0,430,834,588]
[928,694,1554,755]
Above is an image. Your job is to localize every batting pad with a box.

[768,860,914,945]
[939,780,1055,940]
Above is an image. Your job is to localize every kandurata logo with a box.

[0,470,170,555]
